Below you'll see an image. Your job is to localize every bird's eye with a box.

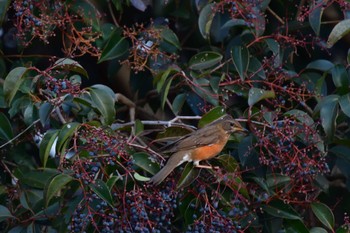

[230,122,235,127]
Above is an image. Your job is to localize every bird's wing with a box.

[165,125,220,152]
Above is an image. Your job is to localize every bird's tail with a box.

[149,151,187,185]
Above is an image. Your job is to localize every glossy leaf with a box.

[3,67,29,105]
[221,18,246,30]
[177,163,199,189]
[90,180,114,208]
[39,130,59,167]
[134,119,144,136]
[339,93,350,118]
[198,106,225,128]
[310,227,328,233]
[21,170,59,189]
[317,95,339,140]
[133,152,159,175]
[172,94,186,115]
[53,58,88,78]
[284,109,314,126]
[311,202,335,230]
[106,176,119,190]
[284,219,309,233]
[231,46,250,81]
[309,3,323,36]
[266,174,291,188]
[329,145,350,163]
[39,102,53,126]
[160,75,174,109]
[188,51,223,70]
[44,173,73,207]
[89,85,116,125]
[331,65,349,88]
[198,3,215,40]
[262,200,301,220]
[248,57,266,80]
[248,87,275,106]
[327,19,350,48]
[216,154,238,173]
[56,122,81,156]
[99,29,129,63]
[161,28,181,50]
[134,172,151,181]
[0,205,14,222]
[306,59,334,72]
[0,112,13,140]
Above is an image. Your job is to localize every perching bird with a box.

[149,115,247,185]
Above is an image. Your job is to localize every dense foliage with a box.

[1,0,350,232]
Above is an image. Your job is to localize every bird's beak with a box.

[234,127,248,133]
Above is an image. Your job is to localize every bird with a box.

[149,114,247,185]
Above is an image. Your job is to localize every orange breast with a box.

[190,141,226,161]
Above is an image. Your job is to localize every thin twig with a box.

[267,7,285,25]
[0,119,40,149]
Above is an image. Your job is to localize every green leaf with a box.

[336,225,350,233]
[231,46,250,81]
[284,219,309,233]
[89,180,114,208]
[309,3,323,36]
[3,67,29,105]
[89,85,116,125]
[134,172,151,181]
[106,176,120,190]
[177,163,199,189]
[265,39,280,67]
[39,130,58,167]
[248,87,275,106]
[161,28,181,50]
[216,154,238,173]
[317,95,339,140]
[221,18,247,30]
[52,58,88,78]
[329,145,350,163]
[132,152,159,175]
[311,202,334,230]
[198,3,215,40]
[262,200,301,220]
[172,94,186,115]
[44,174,73,207]
[21,170,59,189]
[339,93,350,118]
[266,174,291,189]
[331,65,349,88]
[198,106,226,128]
[189,51,223,70]
[56,122,80,156]
[39,102,53,126]
[0,112,13,140]
[160,75,174,109]
[134,119,144,136]
[0,205,14,222]
[284,109,314,126]
[248,58,266,80]
[0,0,10,25]
[327,19,350,48]
[99,29,129,63]
[306,59,334,72]
[310,227,328,233]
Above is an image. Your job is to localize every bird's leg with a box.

[193,161,219,170]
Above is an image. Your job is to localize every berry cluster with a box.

[213,0,264,30]
[12,0,101,57]
[253,115,329,202]
[122,22,178,73]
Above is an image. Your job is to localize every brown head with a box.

[216,115,248,134]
